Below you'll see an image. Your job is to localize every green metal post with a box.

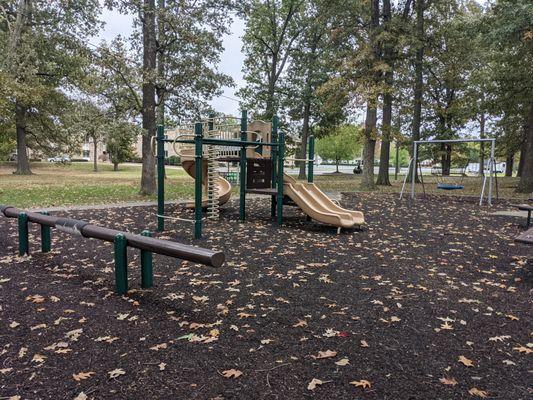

[114,233,128,295]
[18,212,29,256]
[308,135,315,183]
[239,110,248,221]
[277,131,285,226]
[40,211,51,253]
[157,125,165,232]
[271,115,279,217]
[140,230,153,289]
[194,122,203,239]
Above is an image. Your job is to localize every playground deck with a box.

[0,194,531,399]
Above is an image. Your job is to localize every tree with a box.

[107,121,140,170]
[0,0,101,175]
[484,0,533,192]
[238,0,305,119]
[104,0,233,194]
[315,125,361,173]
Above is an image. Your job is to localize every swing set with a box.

[400,138,498,205]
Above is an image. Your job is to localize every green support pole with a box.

[157,125,165,232]
[140,230,153,289]
[271,115,279,217]
[239,110,248,222]
[18,212,29,256]
[114,233,128,295]
[194,122,203,239]
[40,211,51,253]
[308,135,315,183]
[277,131,285,226]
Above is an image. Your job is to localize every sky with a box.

[94,5,246,115]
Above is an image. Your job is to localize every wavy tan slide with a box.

[283,174,365,229]
[180,149,232,208]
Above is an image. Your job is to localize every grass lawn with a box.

[0,161,529,208]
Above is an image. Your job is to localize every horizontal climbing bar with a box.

[0,205,224,268]
[161,138,279,147]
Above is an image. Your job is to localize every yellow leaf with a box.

[221,369,242,379]
[506,314,519,321]
[292,319,307,328]
[73,371,95,381]
[307,378,329,390]
[350,379,371,389]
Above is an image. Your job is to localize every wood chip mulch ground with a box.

[0,193,531,399]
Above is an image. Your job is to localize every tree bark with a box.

[298,100,311,180]
[140,0,157,195]
[517,103,533,193]
[14,103,32,175]
[517,138,526,178]
[114,162,119,171]
[360,0,379,190]
[376,0,392,186]
[478,111,485,176]
[505,153,513,177]
[156,0,165,127]
[93,134,98,172]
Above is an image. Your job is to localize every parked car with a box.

[47,155,71,164]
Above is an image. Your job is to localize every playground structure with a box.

[156,110,365,238]
[400,138,498,205]
[0,205,224,294]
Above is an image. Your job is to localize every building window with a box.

[82,150,90,158]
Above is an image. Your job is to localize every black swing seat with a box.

[437,183,464,190]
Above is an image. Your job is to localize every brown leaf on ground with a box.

[350,379,371,389]
[73,371,95,381]
[307,378,330,390]
[221,369,242,379]
[468,387,488,397]
[439,377,458,386]
[311,350,337,359]
[458,355,474,367]
[108,368,126,379]
[335,358,349,366]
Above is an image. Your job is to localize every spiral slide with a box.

[283,174,365,228]
[180,149,232,208]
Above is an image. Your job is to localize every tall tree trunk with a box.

[505,153,514,177]
[93,134,98,172]
[376,0,392,186]
[298,100,311,180]
[517,103,533,193]
[14,103,32,175]
[265,54,278,120]
[479,111,485,176]
[140,0,157,195]
[361,102,377,189]
[335,159,339,173]
[156,0,165,127]
[517,138,526,178]
[441,143,451,176]
[361,0,379,190]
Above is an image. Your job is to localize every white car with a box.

[48,155,71,163]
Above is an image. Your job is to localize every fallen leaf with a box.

[221,369,242,379]
[73,371,95,381]
[468,387,488,397]
[108,368,126,379]
[350,379,371,389]
[439,377,458,386]
[335,358,350,366]
[73,392,87,400]
[458,355,474,367]
[312,350,337,359]
[307,378,330,390]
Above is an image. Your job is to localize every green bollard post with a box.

[157,125,165,232]
[194,122,203,239]
[40,211,51,253]
[277,131,285,226]
[308,135,315,183]
[140,230,153,289]
[239,110,248,222]
[18,212,29,256]
[114,233,128,295]
[271,115,279,218]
